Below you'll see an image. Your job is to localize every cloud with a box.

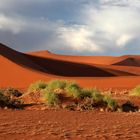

[116,35,134,47]
[57,25,102,53]
[76,1,140,53]
[54,1,140,54]
[0,0,140,55]
[0,14,26,34]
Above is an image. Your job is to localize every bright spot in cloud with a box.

[58,25,102,52]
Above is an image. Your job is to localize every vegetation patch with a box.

[129,85,140,96]
[28,81,47,92]
[0,88,23,109]
[4,87,22,97]
[1,80,138,112]
[80,88,93,98]
[121,101,138,112]
[92,90,104,105]
[26,80,119,111]
[65,82,82,98]
[46,80,67,91]
[0,90,9,107]
[43,89,60,106]
[103,95,117,111]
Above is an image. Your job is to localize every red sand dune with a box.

[112,55,140,67]
[1,43,140,89]
[28,50,117,65]
[26,53,135,77]
[0,43,54,88]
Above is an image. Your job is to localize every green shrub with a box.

[4,87,22,97]
[91,88,100,94]
[81,88,118,111]
[103,95,117,110]
[91,89,103,104]
[46,80,67,91]
[129,85,140,96]
[80,88,93,98]
[28,81,47,92]
[65,82,82,98]
[43,90,60,106]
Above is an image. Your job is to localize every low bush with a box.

[65,82,81,98]
[28,81,47,92]
[80,88,117,111]
[26,80,119,111]
[0,90,9,107]
[0,89,22,109]
[80,88,93,98]
[46,80,68,91]
[121,101,138,112]
[91,89,104,104]
[103,95,117,111]
[4,87,22,97]
[129,85,140,96]
[43,90,60,106]
[77,98,94,111]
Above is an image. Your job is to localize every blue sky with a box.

[0,0,140,55]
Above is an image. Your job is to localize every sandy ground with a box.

[0,109,140,140]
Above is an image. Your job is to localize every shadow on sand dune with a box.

[0,43,137,77]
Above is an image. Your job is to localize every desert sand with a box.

[0,109,140,140]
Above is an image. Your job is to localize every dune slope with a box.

[0,43,53,87]
[112,56,140,67]
[0,43,46,72]
[26,54,118,77]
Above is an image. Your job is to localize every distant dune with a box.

[112,56,140,67]
[1,43,140,89]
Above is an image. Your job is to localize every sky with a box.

[0,0,140,55]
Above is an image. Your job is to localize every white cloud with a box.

[116,34,134,47]
[57,25,102,53]
[76,1,140,53]
[55,1,140,54]
[99,0,140,7]
[0,14,26,34]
